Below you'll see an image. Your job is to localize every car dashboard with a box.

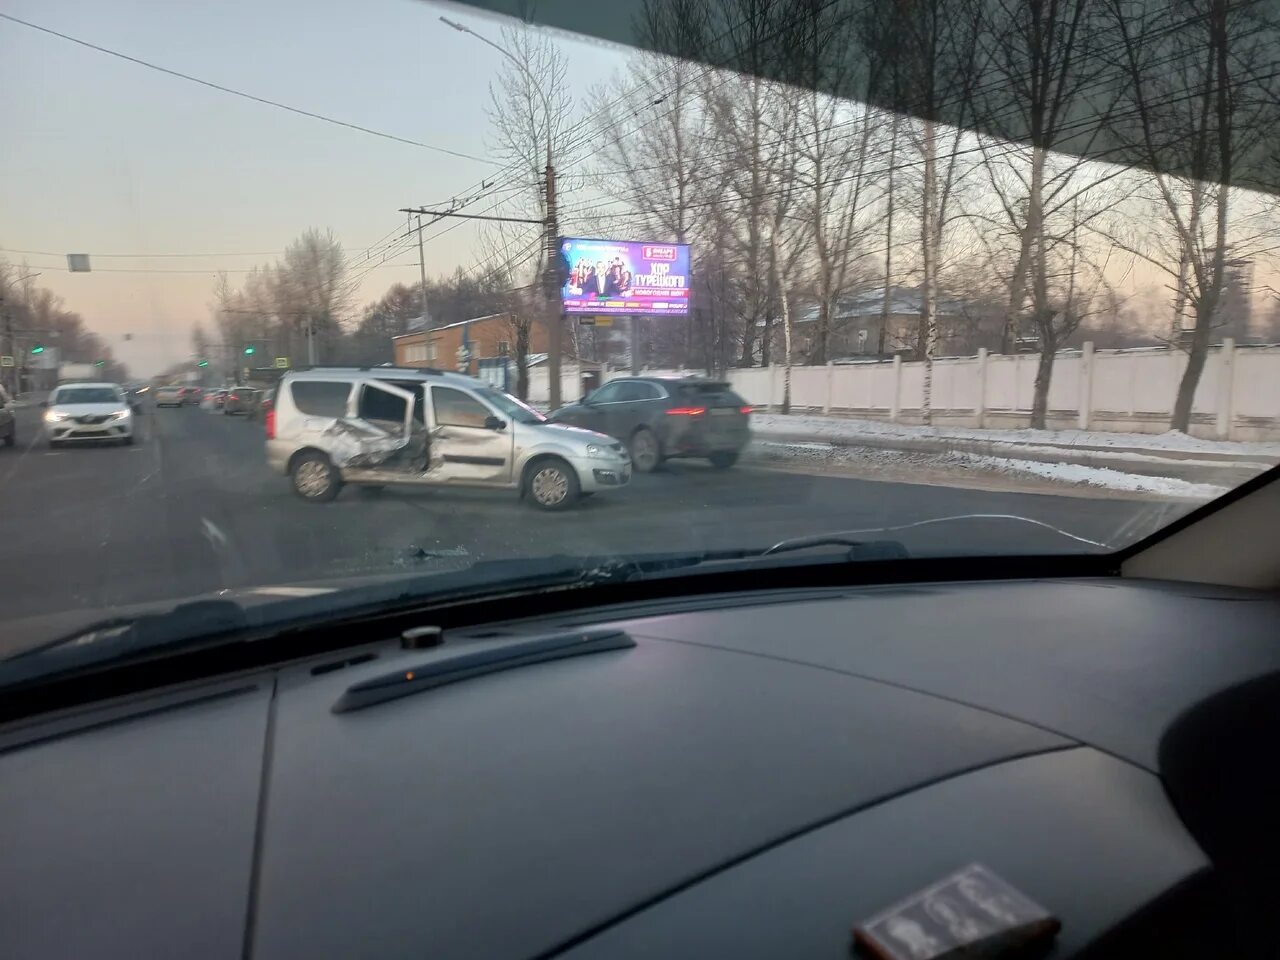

[2,577,1277,958]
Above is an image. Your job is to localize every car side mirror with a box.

[484,415,506,431]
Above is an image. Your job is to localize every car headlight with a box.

[44,410,71,423]
[585,444,612,459]
[109,409,132,420]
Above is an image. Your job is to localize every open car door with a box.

[322,379,419,474]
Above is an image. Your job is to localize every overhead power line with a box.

[0,12,501,165]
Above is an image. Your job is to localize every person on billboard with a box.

[588,260,608,298]
[604,261,623,297]
[620,269,633,294]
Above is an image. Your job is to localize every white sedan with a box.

[44,382,135,447]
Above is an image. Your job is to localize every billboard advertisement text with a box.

[560,237,690,316]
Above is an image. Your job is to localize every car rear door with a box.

[427,385,513,484]
[602,380,656,441]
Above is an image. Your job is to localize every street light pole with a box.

[439,16,561,407]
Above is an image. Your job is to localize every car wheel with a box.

[2,428,14,448]
[525,458,579,510]
[709,451,738,469]
[291,451,342,502]
[122,434,134,446]
[628,427,662,473]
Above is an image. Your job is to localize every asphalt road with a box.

[0,403,1189,650]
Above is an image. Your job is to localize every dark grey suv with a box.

[549,376,751,472]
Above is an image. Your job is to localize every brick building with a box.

[391,313,550,375]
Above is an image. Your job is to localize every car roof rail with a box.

[287,365,447,376]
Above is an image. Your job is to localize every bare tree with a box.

[484,24,578,387]
[867,0,984,424]
[1105,0,1280,432]
[967,0,1130,427]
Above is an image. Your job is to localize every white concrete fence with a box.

[529,340,1280,441]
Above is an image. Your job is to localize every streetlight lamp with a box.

[439,16,563,406]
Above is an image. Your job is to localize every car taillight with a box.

[740,405,753,415]
[665,407,706,417]
[265,408,276,439]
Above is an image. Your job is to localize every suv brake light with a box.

[740,405,753,415]
[665,406,706,417]
[265,408,276,439]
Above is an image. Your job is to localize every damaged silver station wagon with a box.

[266,368,632,509]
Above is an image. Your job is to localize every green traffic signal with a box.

[30,344,44,355]
[94,359,105,367]
[198,359,210,368]
[244,345,256,356]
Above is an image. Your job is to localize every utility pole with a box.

[415,213,431,331]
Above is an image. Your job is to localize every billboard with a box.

[559,237,690,316]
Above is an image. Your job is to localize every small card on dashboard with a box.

[852,863,1060,960]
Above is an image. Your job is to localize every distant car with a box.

[182,387,203,406]
[154,386,184,407]
[0,384,15,448]
[43,382,134,447]
[209,389,229,410]
[223,387,260,416]
[548,376,752,472]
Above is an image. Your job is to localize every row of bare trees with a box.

[0,259,129,386]
[558,0,1280,431]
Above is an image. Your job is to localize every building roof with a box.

[793,287,966,325]
[392,313,509,340]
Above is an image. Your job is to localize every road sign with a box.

[274,357,288,369]
[0,356,13,367]
[67,254,91,272]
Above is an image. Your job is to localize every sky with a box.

[0,0,622,375]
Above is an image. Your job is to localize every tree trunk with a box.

[879,123,896,356]
[1172,0,1232,433]
[514,318,530,400]
[1030,324,1056,430]
[771,234,793,415]
[919,120,939,424]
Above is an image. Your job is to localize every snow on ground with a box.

[751,413,1280,457]
[954,453,1229,500]
[750,439,1228,500]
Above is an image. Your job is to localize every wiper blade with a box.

[0,599,249,686]
[766,514,1112,554]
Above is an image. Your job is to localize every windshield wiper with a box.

[764,513,1113,554]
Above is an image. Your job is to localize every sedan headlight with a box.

[44,410,71,423]
[585,444,613,459]
[109,409,132,420]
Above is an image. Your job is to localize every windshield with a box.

[3,0,1280,672]
[52,387,122,405]
[476,387,546,424]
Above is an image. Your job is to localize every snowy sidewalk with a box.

[747,413,1280,499]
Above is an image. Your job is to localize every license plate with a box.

[711,408,737,416]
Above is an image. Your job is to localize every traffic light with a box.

[244,345,256,356]
[94,359,105,367]
[30,344,44,355]
[198,359,209,368]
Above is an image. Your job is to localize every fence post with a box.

[890,355,902,422]
[1078,341,1095,430]
[824,360,834,414]
[1216,337,1236,439]
[976,348,988,429]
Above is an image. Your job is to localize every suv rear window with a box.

[289,380,350,417]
